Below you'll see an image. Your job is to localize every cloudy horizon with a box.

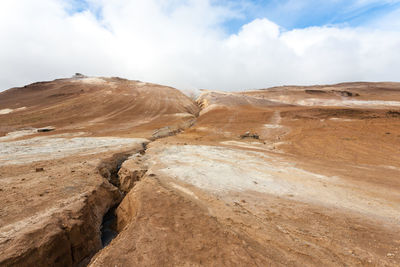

[1,0,400,92]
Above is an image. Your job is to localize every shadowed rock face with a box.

[117,154,148,194]
[1,79,400,266]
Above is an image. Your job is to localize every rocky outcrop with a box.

[152,118,196,140]
[240,131,260,139]
[0,180,121,267]
[117,154,148,194]
[97,152,134,187]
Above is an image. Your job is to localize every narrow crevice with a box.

[94,147,149,255]
[97,152,134,188]
[91,116,200,263]
[100,205,119,247]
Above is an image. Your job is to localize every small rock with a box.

[73,73,86,78]
[35,167,44,172]
[387,253,395,258]
[240,131,259,139]
[37,126,55,133]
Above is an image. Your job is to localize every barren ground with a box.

[0,78,399,266]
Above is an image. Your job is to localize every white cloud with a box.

[0,0,400,92]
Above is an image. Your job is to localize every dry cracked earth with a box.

[0,76,399,266]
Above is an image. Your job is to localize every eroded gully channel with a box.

[96,147,147,248]
[90,118,198,265]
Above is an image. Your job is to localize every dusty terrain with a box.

[1,78,399,266]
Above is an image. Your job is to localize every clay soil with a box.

[1,78,399,266]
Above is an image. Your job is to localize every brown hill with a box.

[0,76,199,138]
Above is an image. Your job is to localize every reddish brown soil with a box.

[0,77,199,266]
[1,79,400,266]
[0,77,199,138]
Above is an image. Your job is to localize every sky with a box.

[1,0,400,92]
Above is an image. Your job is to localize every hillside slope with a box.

[1,79,399,266]
[0,77,199,266]
[0,76,199,138]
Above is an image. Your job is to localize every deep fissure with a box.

[97,149,148,248]
[93,136,174,259]
[100,205,119,247]
[91,114,199,264]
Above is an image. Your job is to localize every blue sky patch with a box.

[65,0,89,14]
[66,0,400,33]
[220,0,400,32]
